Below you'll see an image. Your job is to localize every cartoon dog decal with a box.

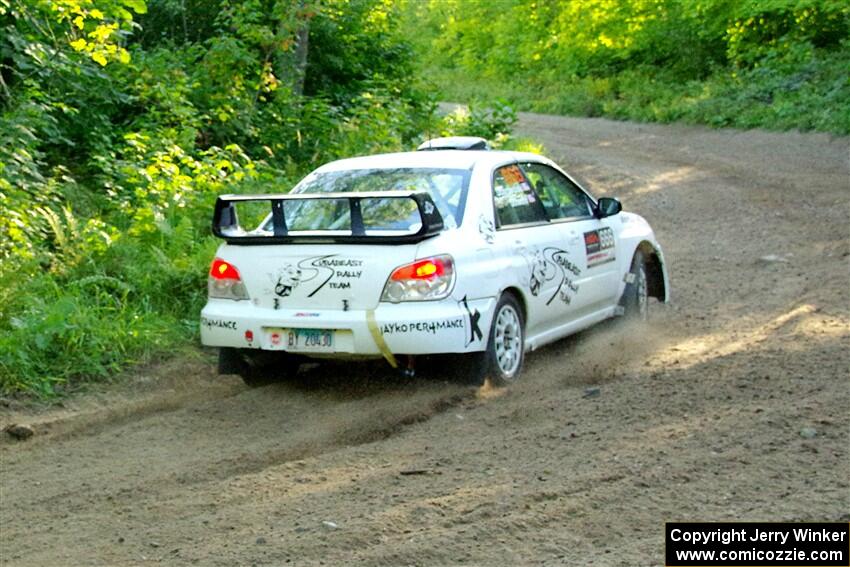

[526,250,554,296]
[271,264,302,297]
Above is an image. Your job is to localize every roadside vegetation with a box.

[402,0,850,134]
[0,0,520,396]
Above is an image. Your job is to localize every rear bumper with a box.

[200,296,495,357]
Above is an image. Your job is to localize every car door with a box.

[519,162,621,318]
[489,163,564,336]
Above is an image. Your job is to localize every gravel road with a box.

[2,113,848,566]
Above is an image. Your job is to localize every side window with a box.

[492,164,547,227]
[521,163,591,220]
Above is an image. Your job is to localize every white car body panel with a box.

[200,149,668,362]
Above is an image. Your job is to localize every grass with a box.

[0,211,219,397]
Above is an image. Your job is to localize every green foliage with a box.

[438,100,517,141]
[403,0,850,134]
[434,100,542,151]
[1,0,500,396]
[304,0,415,102]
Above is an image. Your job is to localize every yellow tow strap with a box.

[366,309,397,368]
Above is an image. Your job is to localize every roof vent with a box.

[416,136,490,151]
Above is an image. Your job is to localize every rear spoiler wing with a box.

[212,191,445,245]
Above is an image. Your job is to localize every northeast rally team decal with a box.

[523,247,582,305]
[267,254,364,301]
[584,227,616,267]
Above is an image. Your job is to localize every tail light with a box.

[208,258,249,300]
[381,255,455,303]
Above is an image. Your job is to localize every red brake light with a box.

[381,254,455,302]
[210,258,241,281]
[390,257,448,281]
[208,258,249,300]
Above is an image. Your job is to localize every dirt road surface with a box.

[2,114,848,566]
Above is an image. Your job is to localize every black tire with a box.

[458,293,526,387]
[218,348,301,387]
[623,250,649,321]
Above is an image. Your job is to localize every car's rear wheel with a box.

[623,250,649,321]
[458,293,525,387]
[218,348,301,387]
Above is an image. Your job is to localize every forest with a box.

[406,0,849,132]
[1,0,847,396]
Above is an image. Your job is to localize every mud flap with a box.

[615,260,640,317]
[614,271,634,316]
[366,310,398,369]
[218,347,247,375]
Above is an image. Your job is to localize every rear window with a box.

[291,167,470,228]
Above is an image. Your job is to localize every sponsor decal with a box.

[500,165,526,185]
[522,247,582,305]
[495,165,538,209]
[584,227,615,267]
[298,254,363,297]
[380,318,465,335]
[460,295,483,345]
[505,185,532,208]
[478,214,495,244]
[294,312,320,317]
[301,255,364,295]
[376,295,482,347]
[527,250,553,296]
[266,255,365,301]
[270,264,302,297]
[201,317,237,330]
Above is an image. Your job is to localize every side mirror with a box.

[596,197,622,218]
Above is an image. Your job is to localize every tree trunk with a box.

[275,0,311,98]
[291,15,309,97]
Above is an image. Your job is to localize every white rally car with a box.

[201,137,668,386]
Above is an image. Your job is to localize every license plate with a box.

[267,328,334,352]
